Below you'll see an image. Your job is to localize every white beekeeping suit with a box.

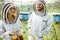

[28,0,52,40]
[0,3,23,40]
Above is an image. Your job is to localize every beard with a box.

[37,7,44,11]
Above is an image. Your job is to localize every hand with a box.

[9,30,16,36]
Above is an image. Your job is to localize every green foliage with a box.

[43,23,60,40]
[47,1,60,13]
[20,5,33,12]
[0,37,3,40]
[21,20,60,40]
[0,0,4,20]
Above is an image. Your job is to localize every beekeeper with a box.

[0,3,23,40]
[28,0,52,40]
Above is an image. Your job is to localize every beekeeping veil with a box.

[33,0,47,16]
[2,3,19,24]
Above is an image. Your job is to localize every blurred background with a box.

[0,0,60,40]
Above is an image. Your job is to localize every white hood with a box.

[2,3,19,24]
[33,0,47,16]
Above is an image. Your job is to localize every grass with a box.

[21,20,60,40]
[43,23,60,40]
[0,38,3,40]
[21,20,28,40]
[0,20,60,40]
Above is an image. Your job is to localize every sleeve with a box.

[0,21,4,38]
[0,31,10,38]
[0,25,4,38]
[17,18,23,34]
[19,21,23,34]
[27,13,33,30]
[0,21,10,38]
[27,13,33,33]
[27,13,36,37]
[42,16,52,35]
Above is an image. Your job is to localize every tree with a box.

[0,0,4,19]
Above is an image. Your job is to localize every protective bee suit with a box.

[28,0,52,40]
[0,3,23,40]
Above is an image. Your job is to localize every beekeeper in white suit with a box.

[28,0,52,40]
[0,3,23,40]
